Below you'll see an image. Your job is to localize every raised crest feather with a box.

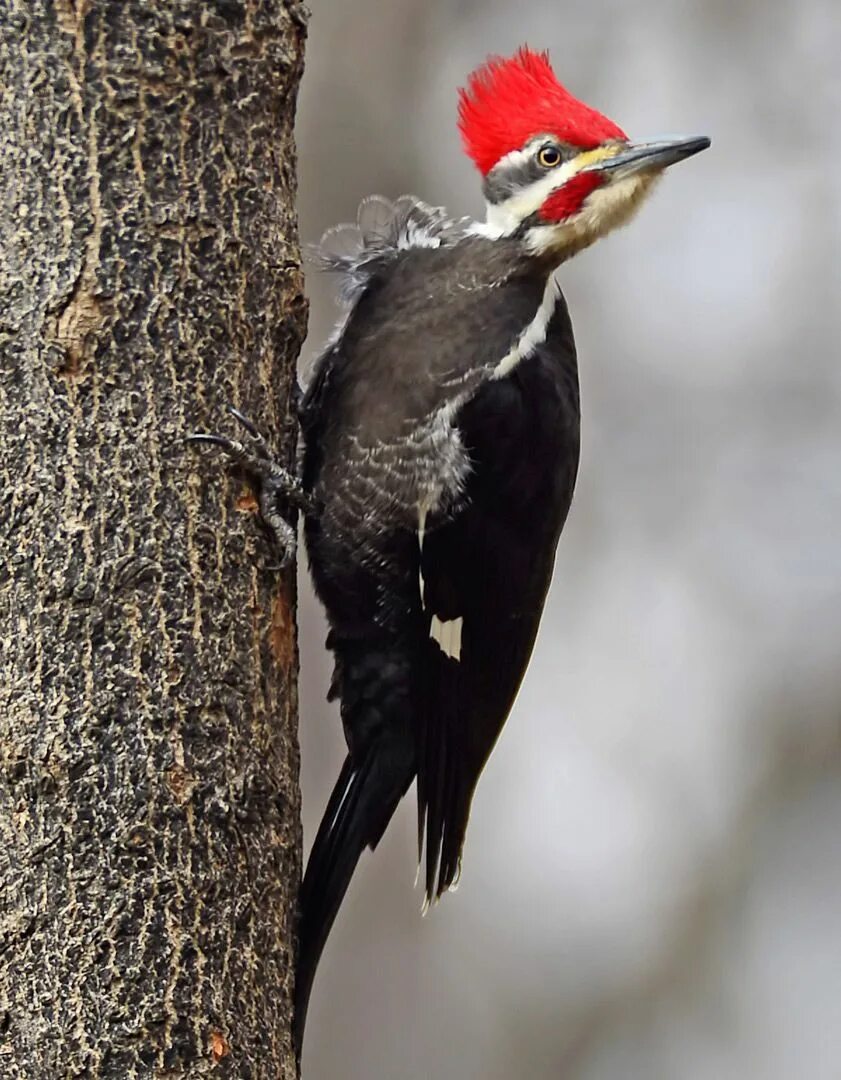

[457,46,626,175]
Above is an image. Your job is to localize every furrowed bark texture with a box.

[0,2,308,1076]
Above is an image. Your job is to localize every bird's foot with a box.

[187,405,315,567]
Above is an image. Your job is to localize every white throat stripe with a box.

[492,270,562,379]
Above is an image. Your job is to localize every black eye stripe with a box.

[482,140,575,204]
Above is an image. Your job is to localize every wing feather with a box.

[416,357,579,902]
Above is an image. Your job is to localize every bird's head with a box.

[458,48,710,258]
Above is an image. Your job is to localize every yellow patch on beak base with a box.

[569,144,624,173]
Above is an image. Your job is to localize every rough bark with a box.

[0,2,308,1077]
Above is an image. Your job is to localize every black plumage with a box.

[294,198,580,1048]
[181,41,709,1060]
[184,50,709,1057]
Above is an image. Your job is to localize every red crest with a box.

[458,47,626,175]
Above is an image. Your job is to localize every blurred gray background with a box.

[294,1,841,1077]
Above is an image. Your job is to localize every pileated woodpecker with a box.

[190,45,709,1058]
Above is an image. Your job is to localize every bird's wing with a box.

[416,362,579,902]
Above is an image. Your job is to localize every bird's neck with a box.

[469,213,589,275]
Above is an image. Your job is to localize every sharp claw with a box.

[226,404,262,441]
[185,433,234,450]
[187,407,311,563]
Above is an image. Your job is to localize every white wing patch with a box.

[417,502,464,662]
[430,615,464,662]
[492,268,562,380]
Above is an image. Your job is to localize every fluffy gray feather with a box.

[309,195,469,303]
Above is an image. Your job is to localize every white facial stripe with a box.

[492,269,562,379]
[490,146,532,170]
[484,155,585,235]
[430,615,463,661]
[490,133,563,173]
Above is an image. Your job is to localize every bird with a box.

[190,44,709,1060]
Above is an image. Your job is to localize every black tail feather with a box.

[294,742,414,1059]
[294,754,368,1059]
[418,643,468,903]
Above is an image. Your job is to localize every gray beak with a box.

[585,135,711,180]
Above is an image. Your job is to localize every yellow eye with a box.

[537,145,562,168]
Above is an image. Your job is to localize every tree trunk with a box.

[0,2,307,1077]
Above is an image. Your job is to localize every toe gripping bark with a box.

[187,405,316,566]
